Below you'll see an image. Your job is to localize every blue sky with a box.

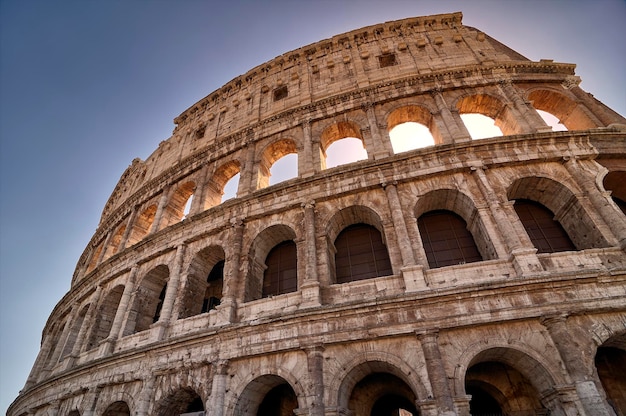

[1,0,624,413]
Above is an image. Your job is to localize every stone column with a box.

[301,201,321,306]
[149,185,172,234]
[431,89,471,143]
[305,346,325,416]
[217,218,244,323]
[135,375,156,416]
[95,231,114,265]
[81,386,102,416]
[470,165,544,275]
[189,164,210,216]
[208,360,230,416]
[98,267,138,353]
[417,330,455,416]
[156,245,185,333]
[301,119,316,177]
[362,102,391,159]
[118,206,138,251]
[384,182,427,291]
[564,158,626,248]
[541,314,614,416]
[499,80,551,133]
[239,136,257,197]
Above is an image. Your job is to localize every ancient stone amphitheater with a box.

[9,12,626,416]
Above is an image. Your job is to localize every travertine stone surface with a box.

[9,12,626,416]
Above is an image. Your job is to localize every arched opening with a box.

[270,153,298,185]
[466,362,545,415]
[102,401,130,416]
[603,171,626,215]
[417,210,483,268]
[321,121,368,169]
[205,160,241,208]
[334,223,392,283]
[508,176,610,250]
[222,172,240,202]
[60,304,89,359]
[460,113,503,140]
[123,265,169,335]
[387,105,437,152]
[179,246,225,319]
[513,199,576,253]
[263,240,298,297]
[528,89,597,130]
[163,181,195,226]
[127,204,157,246]
[87,285,124,350]
[348,372,419,416]
[258,139,298,188]
[154,388,204,416]
[465,348,554,416]
[246,224,297,301]
[536,109,567,131]
[390,122,435,153]
[234,375,298,416]
[104,223,127,259]
[595,332,626,414]
[86,243,104,273]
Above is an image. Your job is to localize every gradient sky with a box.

[1,0,624,413]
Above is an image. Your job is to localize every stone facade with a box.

[8,12,626,416]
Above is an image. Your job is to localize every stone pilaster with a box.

[306,345,325,416]
[301,201,321,306]
[417,330,455,416]
[431,89,471,143]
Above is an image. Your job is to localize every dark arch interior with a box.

[257,382,298,416]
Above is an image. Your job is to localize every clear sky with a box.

[1,0,624,413]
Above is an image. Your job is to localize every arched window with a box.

[334,223,392,283]
[263,241,297,297]
[222,172,240,202]
[417,210,482,268]
[87,285,124,350]
[460,113,503,140]
[258,139,298,188]
[603,171,626,215]
[321,121,368,169]
[269,153,298,185]
[536,109,567,131]
[202,260,224,312]
[387,105,437,152]
[513,199,575,253]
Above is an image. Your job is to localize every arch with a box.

[335,359,423,412]
[86,242,104,273]
[153,387,204,416]
[414,189,497,264]
[463,347,555,415]
[417,210,483,268]
[102,401,131,416]
[324,205,392,283]
[60,304,90,359]
[507,176,610,250]
[123,265,169,335]
[536,109,568,131]
[513,199,576,253]
[334,223,392,283]
[263,240,298,297]
[456,93,514,137]
[258,138,298,189]
[233,374,300,416]
[103,223,127,260]
[127,204,157,246]
[603,170,626,215]
[387,105,438,151]
[87,285,124,350]
[528,88,597,130]
[595,330,626,414]
[205,160,241,208]
[245,224,297,301]
[179,245,226,319]
[320,120,368,169]
[163,180,195,227]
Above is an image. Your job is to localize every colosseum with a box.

[8,11,626,416]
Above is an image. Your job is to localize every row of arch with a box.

[86,84,605,276]
[36,169,626,381]
[55,337,626,416]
